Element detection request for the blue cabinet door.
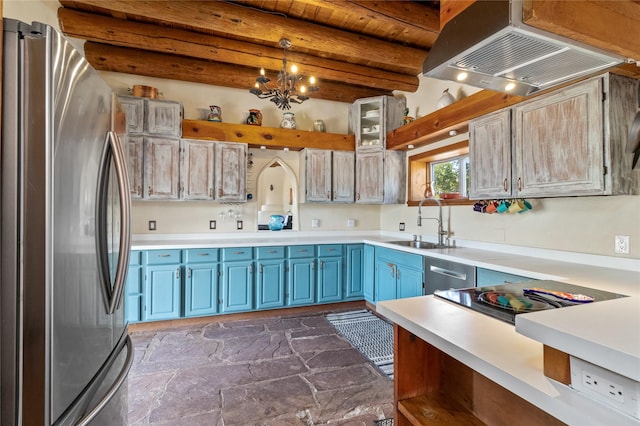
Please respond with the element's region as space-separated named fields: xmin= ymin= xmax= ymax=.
xmin=125 ymin=251 xmax=143 ymax=323
xmin=374 ymin=258 xmax=397 ymax=301
xmin=184 ymin=263 xmax=218 ymax=317
xmin=345 ymin=244 xmax=364 ymax=299
xmin=221 ymin=261 xmax=253 ymax=313
xmin=287 ymin=258 xmax=315 ymax=306
xmin=363 ymin=244 xmax=375 ymax=301
xmin=144 ymin=264 xmax=181 ymax=321
xmin=256 ymin=259 xmax=285 ymax=309
xmin=317 ymin=256 xmax=343 ymax=303
xmin=397 ymin=266 xmax=423 ymax=299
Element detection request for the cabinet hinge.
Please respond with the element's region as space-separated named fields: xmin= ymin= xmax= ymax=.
xmin=603 ymin=165 xmax=608 ymax=176
xmin=602 ymin=91 xmax=607 ymax=102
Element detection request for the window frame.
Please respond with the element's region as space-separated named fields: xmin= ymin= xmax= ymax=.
xmin=407 ymin=141 xmax=473 ymax=207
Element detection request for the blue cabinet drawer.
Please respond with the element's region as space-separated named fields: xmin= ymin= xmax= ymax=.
xmin=318 ymin=244 xmax=343 ymax=257
xmin=185 ymin=248 xmax=219 ymax=263
xmin=256 ymin=246 xmax=285 ymax=259
xmin=376 ymin=247 xmax=423 ymax=270
xmin=222 ymin=247 xmax=253 ymax=262
xmin=477 ymin=268 xmax=533 ymax=287
xmin=145 ymin=249 xmax=181 ymax=265
xmin=287 ymin=245 xmax=315 ymax=258
xmin=129 ymin=250 xmax=142 ymax=266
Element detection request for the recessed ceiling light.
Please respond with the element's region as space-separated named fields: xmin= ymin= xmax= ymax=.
xmin=407 ymin=144 xmax=414 ymax=149
xmin=505 ymin=82 xmax=516 ymax=91
xmin=456 ymin=72 xmax=468 ymax=81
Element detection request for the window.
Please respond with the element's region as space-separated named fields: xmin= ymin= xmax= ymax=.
xmin=431 ymin=154 xmax=470 ymax=197
xmin=407 ymin=141 xmax=471 ymax=205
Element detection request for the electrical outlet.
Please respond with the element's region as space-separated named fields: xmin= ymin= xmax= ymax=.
xmin=236 ymin=220 xmax=243 ymax=230
xmin=148 ymin=220 xmax=156 ymax=231
xmin=311 ymin=218 xmax=319 ymax=228
xmin=570 ymin=356 xmax=640 ymax=419
xmin=209 ymin=220 xmax=216 ymax=230
xmin=346 ymin=218 xmax=355 ymax=228
xmin=615 ymin=235 xmax=630 ymax=254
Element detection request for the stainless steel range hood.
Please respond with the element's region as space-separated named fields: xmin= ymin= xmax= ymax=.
xmin=423 ymin=0 xmax=625 ymax=96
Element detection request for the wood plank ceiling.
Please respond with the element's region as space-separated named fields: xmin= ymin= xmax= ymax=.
xmin=57 ymin=0 xmax=441 ymax=104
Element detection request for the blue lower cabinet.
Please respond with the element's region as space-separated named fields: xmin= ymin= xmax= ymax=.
xmin=375 ymin=258 xmax=398 ymax=301
xmin=345 ymin=244 xmax=364 ymax=300
xmin=317 ymin=256 xmax=343 ymax=303
xmin=144 ymin=264 xmax=181 ymax=321
xmin=363 ymin=244 xmax=375 ymax=302
xmin=125 ymin=251 xmax=143 ymax=323
xmin=256 ymin=259 xmax=286 ymax=309
xmin=397 ymin=266 xmax=423 ymax=299
xmin=287 ymin=257 xmax=315 ymax=306
xmin=221 ymin=261 xmax=254 ymax=313
xmin=477 ymin=268 xmax=533 ymax=287
xmin=184 ymin=263 xmax=219 ymax=317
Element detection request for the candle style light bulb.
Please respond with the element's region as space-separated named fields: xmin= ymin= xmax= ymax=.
xmin=255 ymin=82 xmax=259 ymax=88
xmin=309 ymin=76 xmax=316 ymax=85
xmin=260 ymin=68 xmax=265 ymax=76
xmin=300 ymin=86 xmax=306 ymax=93
xmin=290 ymin=64 xmax=298 ymax=74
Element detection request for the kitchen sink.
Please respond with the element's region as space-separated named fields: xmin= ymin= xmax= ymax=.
xmin=387 ymin=240 xmax=445 ymax=249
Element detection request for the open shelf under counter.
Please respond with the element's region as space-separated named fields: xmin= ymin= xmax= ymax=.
xmin=182 ymin=119 xmax=355 ymax=151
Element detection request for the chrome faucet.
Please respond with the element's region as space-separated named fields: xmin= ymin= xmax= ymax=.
xmin=417 ymin=197 xmax=448 ymax=247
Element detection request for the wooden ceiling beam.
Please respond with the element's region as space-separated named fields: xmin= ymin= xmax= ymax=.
xmin=83 ymin=42 xmax=392 ymax=104
xmin=58 ymin=0 xmax=426 ymax=75
xmin=58 ymin=8 xmax=419 ymax=93
xmin=523 ymin=0 xmax=640 ymax=61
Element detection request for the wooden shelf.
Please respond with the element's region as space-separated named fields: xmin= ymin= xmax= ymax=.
xmin=182 ymin=119 xmax=355 ymax=151
xmin=398 ymin=394 xmax=486 ymax=426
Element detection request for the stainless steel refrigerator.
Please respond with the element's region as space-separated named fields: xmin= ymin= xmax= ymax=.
xmin=1 ymin=19 xmax=133 ymax=425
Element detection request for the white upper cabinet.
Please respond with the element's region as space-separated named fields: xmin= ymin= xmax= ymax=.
xmin=355 ymin=150 xmax=405 ymax=204
xmin=144 ymin=137 xmax=180 ymax=200
xmin=127 ymin=135 xmax=144 ymax=200
xmin=181 ymin=139 xmax=215 ymax=201
xmin=349 ymin=95 xmax=406 ymax=151
xmin=300 ymin=149 xmax=355 ymax=203
xmin=332 ymin=150 xmax=355 ymax=203
xmin=469 ymin=109 xmax=512 ymax=199
xmin=214 ymin=142 xmax=247 ymax=202
xmin=469 ymin=73 xmax=638 ymax=199
xmin=118 ymin=96 xmax=144 ymax=134
xmin=144 ymin=99 xmax=183 ymax=138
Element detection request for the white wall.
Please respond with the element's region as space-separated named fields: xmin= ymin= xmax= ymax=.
xmin=6 ymin=1 xmax=640 ymax=259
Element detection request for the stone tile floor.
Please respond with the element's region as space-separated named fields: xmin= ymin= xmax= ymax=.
xmin=128 ymin=308 xmax=394 ymax=425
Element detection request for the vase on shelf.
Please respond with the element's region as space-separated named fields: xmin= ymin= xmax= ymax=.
xmin=436 ymin=88 xmax=456 ymax=109
xmin=207 ymin=105 xmax=222 ymax=122
xmin=246 ymin=109 xmax=262 ymax=126
xmin=280 ymin=112 xmax=296 ymax=129
xmin=313 ymin=119 xmax=325 ymax=132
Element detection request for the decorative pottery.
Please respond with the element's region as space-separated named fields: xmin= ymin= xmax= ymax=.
xmin=207 ymin=105 xmax=222 ymax=122
xmin=268 ymin=214 xmax=286 ymax=231
xmin=281 ymin=112 xmax=296 ymax=129
xmin=313 ymin=119 xmax=325 ymax=132
xmin=246 ymin=109 xmax=263 ymax=126
xmin=436 ymin=88 xmax=456 ymax=109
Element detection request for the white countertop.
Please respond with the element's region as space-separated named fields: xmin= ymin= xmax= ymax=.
xmin=132 ymin=230 xmax=640 ymax=422
xmin=377 ymin=296 xmax=639 ymax=425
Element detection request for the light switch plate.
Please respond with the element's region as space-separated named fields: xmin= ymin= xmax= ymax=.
xmin=237 ymin=220 xmax=243 ymax=230
xmin=148 ymin=220 xmax=156 ymax=231
xmin=311 ymin=218 xmax=319 ymax=228
xmin=399 ymin=222 xmax=405 ymax=231
xmin=209 ymin=220 xmax=216 ymax=230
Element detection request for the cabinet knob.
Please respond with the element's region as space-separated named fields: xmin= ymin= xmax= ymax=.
xmin=356 ymin=192 xmax=360 ymax=200
xmin=503 ymin=178 xmax=508 ymax=193
xmin=319 ymin=260 xmax=324 ymax=269
xmin=175 ymin=268 xmax=180 ymax=279
xmin=517 ymin=177 xmax=522 ymax=192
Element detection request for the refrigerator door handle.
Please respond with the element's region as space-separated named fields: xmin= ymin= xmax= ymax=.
xmin=108 ymin=131 xmax=132 ymax=314
xmin=75 ymin=335 xmax=133 ymax=426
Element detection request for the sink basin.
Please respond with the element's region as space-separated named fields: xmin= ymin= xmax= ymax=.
xmin=387 ymin=240 xmax=444 ymax=249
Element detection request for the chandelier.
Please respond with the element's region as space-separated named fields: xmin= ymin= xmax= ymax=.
xmin=249 ymin=38 xmax=319 ymax=110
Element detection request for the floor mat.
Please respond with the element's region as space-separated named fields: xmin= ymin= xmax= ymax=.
xmin=374 ymin=418 xmax=394 ymax=426
xmin=326 ymin=309 xmax=394 ymax=378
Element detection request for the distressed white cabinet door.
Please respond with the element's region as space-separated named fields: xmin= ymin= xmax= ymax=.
xmin=144 ymin=137 xmax=180 ymax=200
xmin=514 ymin=78 xmax=604 ymax=197
xmin=355 ymin=151 xmax=384 ymax=203
xmin=304 ymin=149 xmax=332 ymax=202
xmin=118 ymin=96 xmax=145 ymax=134
xmin=127 ymin=135 xmax=144 ymax=199
xmin=181 ymin=139 xmax=215 ymax=200
xmin=350 ymin=95 xmax=406 ymax=151
xmin=214 ymin=142 xmax=247 ymax=202
xmin=469 ymin=108 xmax=512 ymax=199
xmin=332 ymin=150 xmax=355 ymax=202
xmin=382 ymin=150 xmax=406 ymax=204
xmin=144 ymin=99 xmax=183 ymax=138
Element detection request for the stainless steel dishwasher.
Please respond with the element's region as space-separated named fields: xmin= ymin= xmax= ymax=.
xmin=424 ymin=257 xmax=476 ymax=294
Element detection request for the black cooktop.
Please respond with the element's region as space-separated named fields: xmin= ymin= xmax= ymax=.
xmin=434 ymin=280 xmax=626 ymax=325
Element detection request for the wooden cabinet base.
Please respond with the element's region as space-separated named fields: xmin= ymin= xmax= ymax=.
xmin=394 ymin=325 xmax=564 ymax=426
